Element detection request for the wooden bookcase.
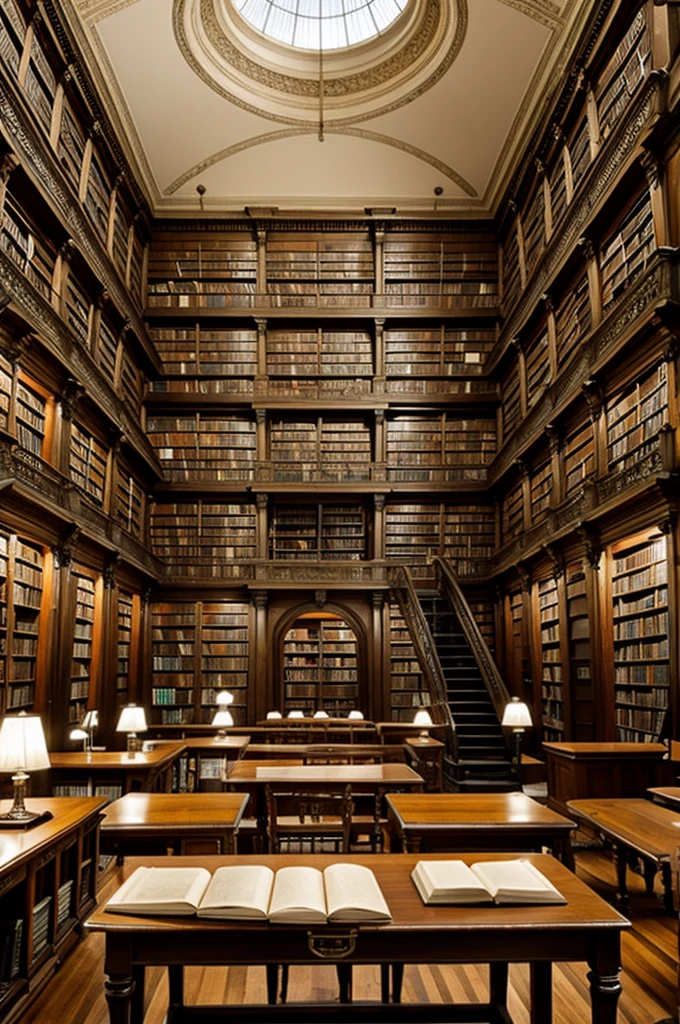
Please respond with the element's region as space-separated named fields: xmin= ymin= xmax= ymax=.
xmin=385 ymin=502 xmax=494 ymax=579
xmin=269 ymin=503 xmax=366 ymax=562
xmin=610 ymin=533 xmax=669 ymax=743
xmin=283 ymin=614 xmax=358 ymax=716
xmin=566 ymin=563 xmax=594 ymax=742
xmin=595 ymin=7 xmax=651 ymax=141
xmin=388 ymin=603 xmax=426 ymax=721
xmin=599 ymin=190 xmax=655 ymax=313
xmin=147 ymin=236 xmax=258 ymax=308
xmin=0 ymin=531 xmax=45 ymax=715
xmin=116 ymin=589 xmax=133 ymax=708
xmin=0 ymin=0 xmax=25 ymax=77
xmin=23 ymin=31 xmax=56 ymax=137
xmin=69 ymin=568 xmax=97 ymax=725
xmin=151 ymin=500 xmax=257 ymax=575
xmin=151 ymin=602 xmax=197 ymax=725
xmin=69 ymin=421 xmax=108 ymax=507
xmin=538 ymin=576 xmax=564 ymax=742
xmin=146 ymin=413 xmax=257 ymax=482
xmin=0 ymin=192 xmax=56 ymax=302
xmin=15 ymin=378 xmax=47 ymax=458
xmin=605 ymin=362 xmax=667 ymax=475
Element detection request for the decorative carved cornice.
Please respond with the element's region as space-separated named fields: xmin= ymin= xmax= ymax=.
xmin=103 ymin=552 xmax=120 ymax=588
xmin=59 ymin=378 xmax=85 ymax=422
xmin=577 ymin=524 xmax=601 ymax=571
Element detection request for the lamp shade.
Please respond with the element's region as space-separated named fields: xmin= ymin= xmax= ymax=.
xmin=81 ymin=710 xmax=99 ymax=730
xmin=313 ymin=710 xmax=329 ymax=719
xmin=347 ymin=710 xmax=364 ymax=720
xmin=116 ymin=705 xmax=148 ymax=734
xmin=215 ymin=691 xmax=234 ymax=706
xmin=501 ymin=697 xmax=532 ymax=729
xmin=413 ymin=709 xmax=433 ymax=728
xmin=212 ymin=709 xmax=234 ymax=728
xmin=69 ymin=728 xmax=88 ymax=742
xmin=266 ymin=711 xmax=282 ymax=720
xmin=0 ymin=714 xmax=50 ymax=772
xmin=287 ymin=710 xmax=305 ymax=719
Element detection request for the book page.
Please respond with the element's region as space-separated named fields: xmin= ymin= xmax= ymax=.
xmin=411 ymin=860 xmax=493 ymax=905
xmin=268 ymin=866 xmax=327 ymax=924
xmin=324 ymin=863 xmax=392 ymax=922
xmin=197 ymin=865 xmax=275 ymax=919
xmin=106 ymin=866 xmax=211 ymax=916
xmin=470 ymin=860 xmax=567 ymax=904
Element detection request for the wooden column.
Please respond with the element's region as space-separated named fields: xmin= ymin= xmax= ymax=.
xmin=546 ymin=423 xmax=562 ymax=508
xmin=579 ymin=527 xmax=610 ymax=742
xmin=256 ymin=493 xmax=269 ymax=561
xmin=255 ymin=317 xmax=267 ymax=390
xmin=373 ymin=227 xmax=384 ymax=297
xmin=252 ymin=591 xmax=268 ymax=720
xmin=579 ymin=235 xmax=602 ymax=331
xmin=374 ymin=317 xmax=385 ymax=393
xmin=100 ymin=558 xmax=118 ymax=736
xmin=47 ymin=536 xmax=77 ymax=749
xmin=371 ymin=591 xmax=385 ymax=720
xmin=582 ymin=378 xmax=606 ymax=478
xmin=513 ymin=339 xmax=528 ymax=420
xmin=256 ymin=228 xmax=267 ymax=294
xmin=641 ymin=151 xmax=669 ymax=248
xmin=544 ymin=293 xmax=557 ymax=383
xmin=373 ymin=493 xmax=385 ymax=561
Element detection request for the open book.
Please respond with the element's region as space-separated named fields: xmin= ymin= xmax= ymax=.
xmin=411 ymin=859 xmax=567 ymax=906
xmin=105 ymin=863 xmax=392 ymax=924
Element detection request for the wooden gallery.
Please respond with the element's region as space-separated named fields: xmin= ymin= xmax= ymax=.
xmin=0 ymin=0 xmax=678 ymax=1021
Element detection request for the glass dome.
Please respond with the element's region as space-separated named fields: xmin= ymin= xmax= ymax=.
xmin=232 ymin=0 xmax=408 ymax=51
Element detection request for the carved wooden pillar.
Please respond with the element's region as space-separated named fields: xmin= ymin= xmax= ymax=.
xmin=545 ymin=423 xmax=562 ymax=508
xmin=373 ymin=226 xmax=384 ymax=297
xmin=252 ymin=591 xmax=268 ymax=720
xmin=516 ymin=458 xmax=531 ymax=534
xmin=48 ymin=532 xmax=79 ymax=747
xmin=256 ymin=228 xmax=267 ymax=294
xmin=105 ymin=427 xmax=122 ymax=518
xmin=641 ymin=150 xmax=669 ymax=248
xmin=137 ymin=585 xmax=153 ymax=714
xmin=374 ymin=317 xmax=385 ymax=392
xmin=582 ymin=377 xmax=606 ymax=478
xmin=544 ymin=292 xmax=557 ymax=383
xmin=514 ymin=215 xmax=527 ymax=292
xmin=255 ymin=409 xmax=267 ymax=477
xmin=579 ymin=235 xmax=602 ymax=331
xmin=648 ymin=0 xmax=676 ymax=68
xmin=579 ymin=527 xmax=610 ymax=741
xmin=255 ymin=317 xmax=267 ymax=391
xmin=518 ymin=565 xmax=534 ymax=712
xmin=661 ymin=337 xmax=679 ymax=472
xmin=586 ymin=81 xmax=600 ymax=160
xmin=659 ymin=515 xmax=679 ymax=740
xmin=16 ymin=14 xmax=34 ymax=87
xmin=91 ymin=289 xmax=107 ymax=368
xmin=79 ymin=133 xmax=94 ymax=205
xmin=256 ymin=493 xmax=269 ymax=561
xmin=100 ymin=555 xmax=119 ymax=735
xmin=373 ymin=493 xmax=385 ymax=561
xmin=56 ymin=378 xmax=83 ymax=479
xmin=513 ymin=339 xmax=527 ymax=420
xmin=540 ymin=160 xmax=552 ymax=242
xmin=371 ymin=590 xmax=385 ymax=720
xmin=374 ymin=409 xmax=385 ymax=480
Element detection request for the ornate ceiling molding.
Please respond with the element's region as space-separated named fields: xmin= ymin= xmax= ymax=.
xmin=174 ymin=0 xmax=468 ymax=125
xmin=496 ymin=0 xmax=564 ymax=30
xmin=165 ymin=125 xmax=477 ymax=197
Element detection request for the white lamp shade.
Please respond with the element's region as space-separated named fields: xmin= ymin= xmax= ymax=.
xmin=81 ymin=710 xmax=99 ymax=730
xmin=215 ymin=691 xmax=234 ymax=706
xmin=313 ymin=710 xmax=329 ymax=719
xmin=69 ymin=728 xmax=88 ymax=741
xmin=501 ymin=697 xmax=533 ymax=729
xmin=288 ymin=710 xmax=305 ymax=719
xmin=0 ymin=714 xmax=50 ymax=772
xmin=212 ymin=709 xmax=234 ymax=728
xmin=413 ymin=709 xmax=433 ymax=728
xmin=116 ymin=705 xmax=148 ymax=734
xmin=266 ymin=711 xmax=283 ymax=720
xmin=347 ymin=710 xmax=364 ymax=720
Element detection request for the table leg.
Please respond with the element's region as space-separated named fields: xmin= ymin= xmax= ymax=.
xmin=131 ymin=966 xmax=145 ymax=1024
xmin=391 ymin=963 xmax=404 ymax=1003
xmin=554 ymin=835 xmax=575 ymax=872
xmin=614 ymin=843 xmax=630 ymax=909
xmin=104 ymin=973 xmax=134 ymax=1024
xmin=529 ymin=962 xmax=551 ymax=1024
xmin=643 ymin=859 xmax=657 ymax=897
xmin=489 ymin=962 xmax=508 ymax=1011
xmin=168 ymin=964 xmax=184 ymax=1012
xmin=587 ymin=945 xmax=623 ymax=1024
xmin=661 ymin=862 xmax=674 ymax=914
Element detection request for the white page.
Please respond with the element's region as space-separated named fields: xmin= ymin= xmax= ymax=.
xmin=106 ymin=866 xmax=211 ymax=915
xmin=412 ymin=860 xmax=492 ymax=903
xmin=324 ymin=862 xmax=391 ymax=921
xmin=268 ymin=866 xmax=327 ymax=924
xmin=470 ymin=860 xmax=566 ymax=903
xmin=197 ymin=865 xmax=274 ymax=919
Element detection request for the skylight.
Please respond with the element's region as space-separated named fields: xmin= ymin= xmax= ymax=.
xmin=232 ymin=0 xmax=408 ymax=51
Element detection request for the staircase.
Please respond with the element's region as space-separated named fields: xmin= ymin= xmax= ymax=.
xmin=418 ymin=592 xmax=515 ymax=791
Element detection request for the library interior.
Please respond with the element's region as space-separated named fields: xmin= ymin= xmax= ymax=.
xmin=0 ymin=0 xmax=679 ymax=1021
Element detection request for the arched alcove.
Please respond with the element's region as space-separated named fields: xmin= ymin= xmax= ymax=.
xmin=281 ymin=610 xmax=361 ymax=717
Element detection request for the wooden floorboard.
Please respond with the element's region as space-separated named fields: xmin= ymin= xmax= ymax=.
xmin=15 ymin=848 xmax=678 ymax=1024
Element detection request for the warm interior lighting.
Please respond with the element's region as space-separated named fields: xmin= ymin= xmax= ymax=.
xmin=215 ymin=690 xmax=234 ymax=707
xmin=116 ymin=704 xmax=148 ymax=756
xmin=0 ymin=713 xmax=51 ymax=828
xmin=212 ymin=707 xmax=234 ymax=738
xmin=347 ymin=710 xmax=364 ymax=720
xmin=413 ymin=708 xmax=433 ymax=738
xmin=266 ymin=710 xmax=283 ymax=720
xmin=501 ymin=697 xmax=533 ymax=790
xmin=313 ymin=710 xmax=329 ymax=719
xmin=288 ymin=710 xmax=305 ymax=719
xmin=69 ymin=727 xmax=88 ymax=752
xmin=80 ymin=709 xmax=99 ymax=751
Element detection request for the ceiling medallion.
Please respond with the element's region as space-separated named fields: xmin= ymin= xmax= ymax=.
xmin=174 ymin=0 xmax=467 ymax=126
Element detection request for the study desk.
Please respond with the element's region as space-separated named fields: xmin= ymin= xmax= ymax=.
xmin=100 ymin=792 xmax=250 ymax=863
xmin=385 ymin=792 xmax=576 ymax=869
xmin=180 ymin=736 xmax=250 ymax=791
xmin=647 ymin=786 xmax=680 ymax=811
xmin=567 ymin=797 xmax=680 ymax=913
xmin=47 ymin=743 xmax=187 ymax=798
xmin=86 ymin=852 xmax=630 ymax=1024
xmin=225 ymin=761 xmax=424 ymax=851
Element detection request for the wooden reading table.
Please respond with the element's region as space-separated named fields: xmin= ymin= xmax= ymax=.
xmin=47 ymin=743 xmax=186 ymax=797
xmin=542 ymin=742 xmax=669 ymax=817
xmin=100 ymin=792 xmax=250 ymax=862
xmin=647 ymin=786 xmax=680 ymax=811
xmin=86 ymin=852 xmax=629 ymax=1024
xmin=567 ymin=797 xmax=680 ymax=913
xmin=385 ymin=792 xmax=576 ymax=869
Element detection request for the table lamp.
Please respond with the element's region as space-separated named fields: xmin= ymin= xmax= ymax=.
xmin=81 ymin=709 xmax=99 ymax=751
xmin=116 ymin=704 xmax=148 ymax=756
xmin=348 ymin=710 xmax=364 ymax=720
xmin=501 ymin=697 xmax=533 ymax=788
xmin=313 ymin=710 xmax=329 ymax=719
xmin=412 ymin=708 xmax=433 ymax=739
xmin=212 ymin=707 xmax=234 ymax=739
xmin=0 ymin=712 xmax=51 ymax=828
xmin=287 ymin=710 xmax=304 ymax=719
xmin=69 ymin=727 xmax=89 ymax=752
xmin=215 ymin=690 xmax=233 ymax=708
xmin=266 ymin=710 xmax=282 ymax=720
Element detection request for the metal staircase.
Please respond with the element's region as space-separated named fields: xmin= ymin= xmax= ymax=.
xmin=391 ymin=559 xmax=516 ymax=791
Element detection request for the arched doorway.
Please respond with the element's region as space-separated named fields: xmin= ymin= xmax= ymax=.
xmin=282 ymin=611 xmax=359 ymax=717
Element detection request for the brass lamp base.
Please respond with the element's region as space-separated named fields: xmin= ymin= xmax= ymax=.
xmin=0 ymin=772 xmax=52 ymax=829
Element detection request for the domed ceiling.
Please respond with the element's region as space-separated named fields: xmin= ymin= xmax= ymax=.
xmin=62 ymin=0 xmax=588 ymax=215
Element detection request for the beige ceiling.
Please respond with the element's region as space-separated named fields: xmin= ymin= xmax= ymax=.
xmin=63 ymin=0 xmax=590 ymax=216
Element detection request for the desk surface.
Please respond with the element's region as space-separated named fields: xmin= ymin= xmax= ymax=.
xmin=228 ymin=761 xmax=423 ymax=785
xmin=49 ymin=742 xmax=186 ymax=770
xmin=543 ymin=742 xmax=668 ymax=759
xmin=567 ymin=798 xmax=680 ymax=858
xmin=647 ymin=786 xmax=680 ymax=809
xmin=386 ymin=791 xmax=575 ymax=829
xmin=182 ymin=736 xmax=251 ymax=752
xmin=101 ymin=792 xmax=249 ymax=831
xmin=0 ymin=796 xmax=107 ymax=875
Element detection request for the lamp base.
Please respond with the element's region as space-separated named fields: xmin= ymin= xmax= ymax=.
xmin=0 ymin=809 xmax=53 ymax=830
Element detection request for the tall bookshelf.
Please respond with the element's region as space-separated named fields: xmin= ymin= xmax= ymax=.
xmin=538 ymin=576 xmax=564 ymax=741
xmin=69 ymin=569 xmax=96 ymax=725
xmin=146 ymin=414 xmax=256 ymax=482
xmin=610 ymin=533 xmax=669 ymax=743
xmin=15 ymin=380 xmax=47 ymax=457
xmin=151 ymin=602 xmax=197 ymax=725
xmin=566 ymin=563 xmax=593 ymax=741
xmin=269 ymin=503 xmax=366 ymax=561
xmin=388 ymin=603 xmax=426 ymax=721
xmin=199 ymin=602 xmax=249 ymax=724
xmin=605 ymin=363 xmax=667 ymax=475
xmin=116 ymin=590 xmax=133 ymax=708
xmin=283 ymin=615 xmax=358 ymax=716
xmin=70 ymin=423 xmax=107 ymax=506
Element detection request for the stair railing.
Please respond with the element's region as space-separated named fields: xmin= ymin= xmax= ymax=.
xmin=433 ymin=556 xmax=512 ymax=727
xmin=390 ymin=565 xmax=459 ymax=764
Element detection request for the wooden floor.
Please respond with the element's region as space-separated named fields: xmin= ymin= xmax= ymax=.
xmin=18 ymin=847 xmax=679 ymax=1024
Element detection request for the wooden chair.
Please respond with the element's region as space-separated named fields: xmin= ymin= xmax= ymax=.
xmin=264 ymin=784 xmax=353 ymax=853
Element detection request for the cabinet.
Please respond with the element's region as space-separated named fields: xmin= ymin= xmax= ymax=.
xmin=0 ymin=796 xmax=105 ymax=1024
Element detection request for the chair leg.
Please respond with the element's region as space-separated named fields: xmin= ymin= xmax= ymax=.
xmin=280 ymin=964 xmax=289 ymax=1003
xmin=336 ymin=964 xmax=352 ymax=1003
